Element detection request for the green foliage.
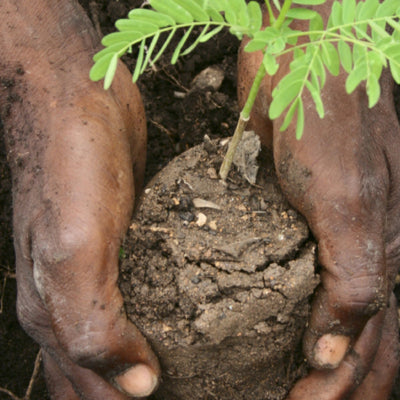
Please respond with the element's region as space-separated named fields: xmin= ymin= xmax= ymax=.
xmin=90 ymin=0 xmax=400 ymax=139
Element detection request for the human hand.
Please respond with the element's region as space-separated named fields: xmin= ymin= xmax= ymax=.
xmin=237 ymin=3 xmax=400 ymax=398
xmin=1 ymin=1 xmax=159 ymax=398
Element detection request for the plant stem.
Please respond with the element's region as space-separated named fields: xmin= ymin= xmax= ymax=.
xmin=273 ymin=0 xmax=293 ymax=29
xmin=219 ymin=62 xmax=267 ymax=180
xmin=219 ymin=0 xmax=294 ymax=181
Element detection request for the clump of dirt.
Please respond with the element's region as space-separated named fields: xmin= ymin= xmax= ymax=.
xmin=119 ymin=139 xmax=320 ymax=400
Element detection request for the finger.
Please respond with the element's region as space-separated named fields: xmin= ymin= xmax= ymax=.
xmin=43 ymin=347 xmax=138 ymax=400
xmin=349 ymin=293 xmax=400 ymax=400
xmin=287 ymin=300 xmax=386 ymax=399
xmin=16 ymin=254 xmax=160 ymax=398
xmin=42 ymin=350 xmax=82 ymax=400
xmin=273 ymin=71 xmax=391 ymax=369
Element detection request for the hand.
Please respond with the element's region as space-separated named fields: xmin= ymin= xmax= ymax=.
xmin=1 ymin=1 xmax=159 ymax=398
xmin=238 ymin=3 xmax=400 ymax=399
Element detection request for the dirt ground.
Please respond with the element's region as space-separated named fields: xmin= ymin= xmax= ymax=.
xmin=0 ymin=1 xmax=400 ymax=399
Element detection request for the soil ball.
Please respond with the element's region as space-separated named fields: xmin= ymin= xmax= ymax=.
xmin=119 ymin=139 xmax=319 ymax=400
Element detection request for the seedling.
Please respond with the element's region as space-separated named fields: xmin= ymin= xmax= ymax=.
xmin=90 ymin=0 xmax=400 ymax=179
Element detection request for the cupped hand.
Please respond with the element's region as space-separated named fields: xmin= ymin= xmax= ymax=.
xmin=238 ymin=4 xmax=400 ymax=399
xmin=1 ymin=0 xmax=159 ymax=398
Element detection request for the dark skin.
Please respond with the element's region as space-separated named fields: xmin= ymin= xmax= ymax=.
xmin=1 ymin=0 xmax=399 ymax=399
xmin=238 ymin=2 xmax=400 ymax=399
xmin=1 ymin=0 xmax=159 ymax=398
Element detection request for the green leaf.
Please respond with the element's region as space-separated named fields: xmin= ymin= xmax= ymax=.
xmin=271 ymin=0 xmax=281 ymax=11
xmin=149 ymin=0 xmax=194 ymax=23
xmin=321 ymin=41 xmax=340 ymax=76
xmin=102 ymin=31 xmax=143 ymax=46
xmin=309 ymin=13 xmax=324 ymax=40
xmin=204 ymin=4 xmax=224 ymax=22
xmin=103 ymin=53 xmax=118 ymax=89
xmin=367 ymin=51 xmax=384 ymax=77
xmin=366 ymin=74 xmax=381 ymax=108
xmin=141 ymin=31 xmax=160 ymax=73
xmin=387 ymin=18 xmax=400 ymax=34
xmin=128 ymin=9 xmax=175 ymax=27
xmin=376 ymin=0 xmax=398 ymax=17
xmin=338 ymin=40 xmax=352 ymax=73
xmin=93 ymin=41 xmax=130 ymax=61
xmin=232 ymin=0 xmax=250 ymax=27
xmin=328 ymin=1 xmax=342 ymax=28
xmin=269 ymin=79 xmax=304 ymax=119
xmin=180 ymin=23 xmax=218 ymax=55
xmin=305 ymin=80 xmax=324 ymax=118
xmin=342 ymin=0 xmax=356 ymax=25
xmin=345 ymin=61 xmax=367 ymax=93
xmin=151 ymin=27 xmax=177 ymax=65
xmin=296 ymin=99 xmax=305 ymax=139
xmin=355 ymin=0 xmax=379 ymax=39
xmin=132 ymin=40 xmax=146 ymax=83
xmin=370 ymin=20 xmax=390 ymax=42
xmin=90 ymin=53 xmax=115 ymax=81
xmin=286 ymin=8 xmax=317 ymax=20
xmin=263 ymin=53 xmax=279 ymax=75
xmin=174 ymin=0 xmax=210 ymax=21
xmin=244 ymin=38 xmax=267 ymax=52
xmin=280 ymin=98 xmax=300 ymax=131
xmin=220 ymin=0 xmax=238 ymax=25
xmin=198 ymin=25 xmax=225 ymax=42
xmin=247 ymin=1 xmax=263 ymax=33
xmin=292 ymin=0 xmax=327 ymax=5
xmin=382 ymin=43 xmax=400 ymax=63
xmin=115 ymin=19 xmax=159 ymax=34
xmin=171 ymin=26 xmax=194 ymax=63
xmin=357 ymin=0 xmax=379 ymax=21
xmin=389 ymin=59 xmax=400 ymax=83
xmin=313 ymin=52 xmax=326 ymax=87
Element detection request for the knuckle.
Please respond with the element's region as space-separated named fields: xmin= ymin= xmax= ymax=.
xmin=333 ymin=277 xmax=387 ymax=318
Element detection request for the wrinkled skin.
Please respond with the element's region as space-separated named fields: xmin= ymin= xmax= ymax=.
xmin=1 ymin=1 xmax=160 ymax=399
xmin=238 ymin=2 xmax=400 ymax=399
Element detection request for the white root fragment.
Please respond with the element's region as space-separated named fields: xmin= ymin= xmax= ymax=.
xmin=193 ymin=198 xmax=221 ymax=210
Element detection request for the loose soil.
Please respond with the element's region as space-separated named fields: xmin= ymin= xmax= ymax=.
xmin=0 ymin=1 xmax=399 ymax=399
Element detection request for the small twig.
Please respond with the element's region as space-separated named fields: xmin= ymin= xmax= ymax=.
xmin=149 ymin=119 xmax=176 ymax=143
xmin=161 ymin=67 xmax=189 ymax=93
xmin=0 ymin=349 xmax=42 ymax=400
xmin=0 ymin=387 xmax=20 ymax=400
xmin=0 ymin=266 xmax=16 ymax=315
xmin=24 ymin=349 xmax=43 ymax=400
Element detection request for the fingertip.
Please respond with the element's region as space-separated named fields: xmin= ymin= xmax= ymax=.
xmin=312 ymin=333 xmax=351 ymax=368
xmin=114 ymin=364 xmax=158 ymax=398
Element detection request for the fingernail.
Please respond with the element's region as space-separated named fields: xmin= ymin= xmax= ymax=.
xmin=313 ymin=334 xmax=350 ymax=368
xmin=114 ymin=364 xmax=158 ymax=397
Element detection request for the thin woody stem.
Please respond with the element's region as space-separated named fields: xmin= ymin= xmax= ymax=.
xmin=219 ymin=62 xmax=267 ymax=180
xmin=219 ymin=0 xmax=294 ymax=180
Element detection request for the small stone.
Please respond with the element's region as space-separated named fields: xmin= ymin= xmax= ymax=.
xmin=196 ymin=213 xmax=207 ymax=227
xmin=208 ymin=220 xmax=217 ymax=230
xmin=207 ymin=167 xmax=218 ymax=179
xmin=191 ymin=66 xmax=225 ymax=91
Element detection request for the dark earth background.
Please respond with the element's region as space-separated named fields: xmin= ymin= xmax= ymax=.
xmin=0 ymin=1 xmax=399 ymax=399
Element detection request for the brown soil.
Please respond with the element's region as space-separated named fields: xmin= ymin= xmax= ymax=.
xmin=0 ymin=1 xmax=400 ymax=399
xmin=120 ymin=139 xmax=319 ymax=399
